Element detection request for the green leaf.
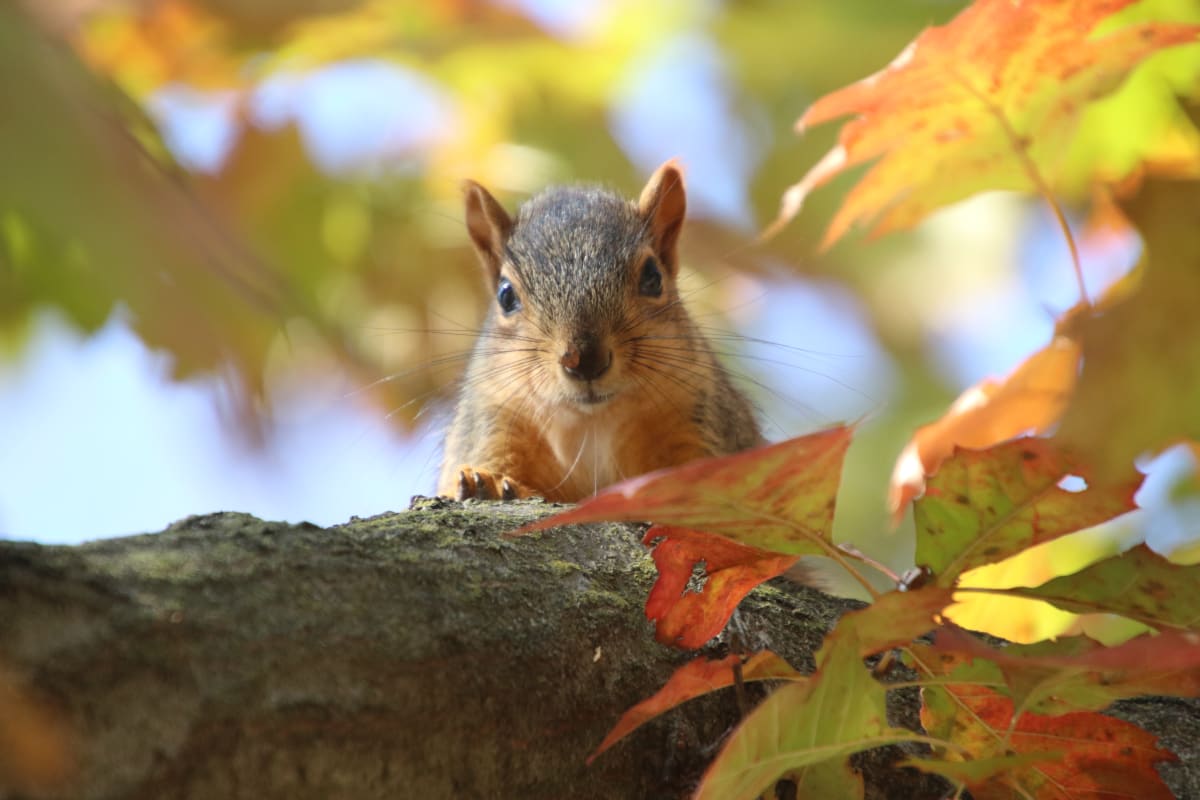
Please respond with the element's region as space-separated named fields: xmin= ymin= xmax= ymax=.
xmin=903 ymin=753 xmax=1059 ymax=786
xmin=995 ymin=544 xmax=1200 ymax=631
xmin=695 ymin=625 xmax=920 ymax=800
xmin=787 ymin=759 xmax=864 ymax=800
xmin=913 ymin=438 xmax=1142 ymax=585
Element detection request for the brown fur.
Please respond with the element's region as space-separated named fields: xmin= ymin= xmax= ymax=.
xmin=439 ymin=161 xmax=764 ymax=502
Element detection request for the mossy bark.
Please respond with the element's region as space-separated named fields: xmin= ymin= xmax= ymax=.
xmin=0 ymin=501 xmax=1196 ymax=799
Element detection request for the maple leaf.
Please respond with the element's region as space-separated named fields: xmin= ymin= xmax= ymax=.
xmin=587 ymin=651 xmax=804 ymax=764
xmin=980 ymin=543 xmax=1200 ymax=632
xmin=641 ymin=526 xmax=801 ymax=648
xmin=819 ymin=585 xmax=955 ymax=660
xmin=917 ymin=679 xmax=1176 ymax=799
xmin=913 ymin=437 xmax=1142 ymax=585
xmin=1057 ymin=176 xmax=1200 ymax=477
xmin=518 ymin=426 xmax=852 ymax=556
xmin=767 ymin=0 xmax=1200 ymax=245
xmin=694 ymin=625 xmax=922 ymax=800
xmin=934 ymin=626 xmax=1200 ymax=716
xmin=889 ymin=337 xmax=1081 ymax=525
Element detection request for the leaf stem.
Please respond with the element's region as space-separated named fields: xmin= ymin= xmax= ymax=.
xmin=948 ymin=67 xmax=1090 ymax=306
xmin=727 ymin=502 xmax=885 ymax=598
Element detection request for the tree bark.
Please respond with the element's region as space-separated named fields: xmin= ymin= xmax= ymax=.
xmin=0 ymin=501 xmax=1196 ymax=799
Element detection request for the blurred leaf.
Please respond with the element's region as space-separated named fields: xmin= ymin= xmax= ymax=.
xmin=0 ymin=5 xmax=299 ymax=400
xmin=1058 ymin=176 xmax=1200 ymax=476
xmin=947 ymin=531 xmax=1120 ymax=645
xmin=1062 ymin=0 xmax=1200 ymax=193
xmin=986 ymin=543 xmax=1200 ymax=631
xmin=768 ymin=0 xmax=1200 ymax=245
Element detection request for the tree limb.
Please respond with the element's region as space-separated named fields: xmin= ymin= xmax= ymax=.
xmin=0 ymin=501 xmax=1195 ymax=799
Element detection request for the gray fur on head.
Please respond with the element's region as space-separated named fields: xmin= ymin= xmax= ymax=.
xmin=505 ymin=186 xmax=650 ymax=332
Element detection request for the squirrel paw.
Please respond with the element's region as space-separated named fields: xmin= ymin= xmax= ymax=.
xmin=455 ymin=468 xmax=534 ymax=501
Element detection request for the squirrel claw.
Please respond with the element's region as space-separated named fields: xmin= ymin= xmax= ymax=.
xmin=455 ymin=467 xmax=530 ymax=501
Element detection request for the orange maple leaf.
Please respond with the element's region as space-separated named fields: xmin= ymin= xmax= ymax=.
xmin=587 ymin=651 xmax=804 ymax=764
xmin=767 ymin=0 xmax=1200 ymax=246
xmin=918 ymin=683 xmax=1177 ymax=799
xmin=642 ymin=526 xmax=800 ymax=649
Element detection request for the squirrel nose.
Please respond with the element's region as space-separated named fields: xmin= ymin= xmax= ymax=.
xmin=561 ymin=339 xmax=611 ymax=382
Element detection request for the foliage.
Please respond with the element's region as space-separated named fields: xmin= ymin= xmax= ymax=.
xmin=765 ymin=0 xmax=1200 ymax=246
xmin=517 ymin=0 xmax=1200 ymax=796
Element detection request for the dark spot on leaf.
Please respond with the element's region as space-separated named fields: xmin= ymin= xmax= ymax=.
xmin=1021 ymin=450 xmax=1037 ymax=461
xmin=956 ymin=494 xmax=969 ymax=505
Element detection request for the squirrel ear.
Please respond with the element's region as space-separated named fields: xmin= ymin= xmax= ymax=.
xmin=463 ymin=180 xmax=514 ymax=286
xmin=638 ymin=160 xmax=687 ymax=276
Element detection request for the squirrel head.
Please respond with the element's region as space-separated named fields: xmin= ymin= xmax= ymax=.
xmin=462 ymin=160 xmax=696 ymax=413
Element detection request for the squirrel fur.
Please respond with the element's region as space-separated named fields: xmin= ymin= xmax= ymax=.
xmin=438 ymin=161 xmax=764 ymax=502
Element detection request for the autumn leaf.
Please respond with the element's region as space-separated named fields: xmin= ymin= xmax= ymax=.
xmin=76 ymin=0 xmax=244 ymax=96
xmin=0 ymin=6 xmax=324 ymax=423
xmin=888 ymin=337 xmax=1081 ymax=525
xmin=587 ymin=651 xmax=804 ymax=764
xmin=903 ymin=752 xmax=1060 ymax=789
xmin=913 ymin=438 xmax=1142 ymax=585
xmin=695 ymin=624 xmax=921 ymax=800
xmin=767 ymin=0 xmax=1200 ymax=245
xmin=1057 ymin=176 xmax=1200 ymax=477
xmin=641 ymin=526 xmax=801 ymax=649
xmin=518 ymin=426 xmax=852 ymax=556
xmin=918 ymin=681 xmax=1176 ymax=799
xmin=819 ymin=585 xmax=955 ymax=660
xmin=979 ymin=543 xmax=1200 ymax=631
xmin=934 ymin=625 xmax=1200 ymax=716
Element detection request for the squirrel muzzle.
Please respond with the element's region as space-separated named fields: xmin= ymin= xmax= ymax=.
xmin=560 ymin=336 xmax=612 ymax=383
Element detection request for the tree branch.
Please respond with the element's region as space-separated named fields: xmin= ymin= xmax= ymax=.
xmin=1 ymin=502 xmax=1196 ymax=799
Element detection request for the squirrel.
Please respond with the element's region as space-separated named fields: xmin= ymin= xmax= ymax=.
xmin=438 ymin=160 xmax=764 ymax=503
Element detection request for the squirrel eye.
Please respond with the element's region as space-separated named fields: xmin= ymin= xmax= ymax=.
xmin=638 ymin=257 xmax=663 ymax=298
xmin=497 ymin=278 xmax=521 ymax=314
